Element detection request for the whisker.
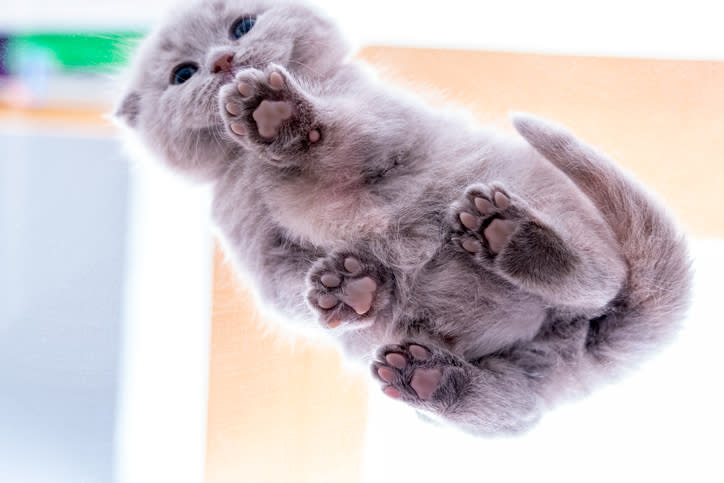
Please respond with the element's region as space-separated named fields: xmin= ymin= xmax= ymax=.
xmin=287 ymin=59 xmax=323 ymax=77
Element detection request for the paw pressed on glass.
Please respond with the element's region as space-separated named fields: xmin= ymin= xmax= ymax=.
xmin=219 ymin=64 xmax=320 ymax=153
xmin=306 ymin=251 xmax=391 ymax=330
xmin=451 ymin=183 xmax=527 ymax=258
xmin=372 ymin=342 xmax=467 ymax=408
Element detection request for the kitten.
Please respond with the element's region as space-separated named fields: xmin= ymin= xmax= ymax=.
xmin=116 ymin=0 xmax=692 ymax=436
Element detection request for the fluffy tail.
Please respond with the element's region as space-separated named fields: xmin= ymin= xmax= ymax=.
xmin=512 ymin=113 xmax=693 ymax=371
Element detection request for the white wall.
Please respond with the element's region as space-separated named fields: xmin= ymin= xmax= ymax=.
xmin=0 ymin=128 xmax=128 ymax=483
xmin=1 ymin=0 xmax=723 ymax=59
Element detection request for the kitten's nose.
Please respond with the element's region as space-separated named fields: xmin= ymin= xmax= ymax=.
xmin=212 ymin=54 xmax=234 ymax=73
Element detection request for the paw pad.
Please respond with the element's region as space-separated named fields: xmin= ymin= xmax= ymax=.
xmin=253 ymin=100 xmax=293 ymax=138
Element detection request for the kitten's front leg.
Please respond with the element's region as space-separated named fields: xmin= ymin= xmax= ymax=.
xmin=219 ymin=64 xmax=321 ymax=163
xmin=306 ymin=249 xmax=394 ymax=330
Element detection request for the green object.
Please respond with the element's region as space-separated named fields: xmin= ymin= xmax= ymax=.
xmin=7 ymin=32 xmax=145 ymax=73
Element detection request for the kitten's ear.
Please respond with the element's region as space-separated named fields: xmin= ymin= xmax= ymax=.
xmin=114 ymin=91 xmax=142 ymax=127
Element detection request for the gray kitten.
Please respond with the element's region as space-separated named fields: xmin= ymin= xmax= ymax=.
xmin=116 ymin=0 xmax=692 ymax=436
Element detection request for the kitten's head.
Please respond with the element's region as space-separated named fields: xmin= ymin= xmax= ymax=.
xmin=115 ymin=0 xmax=349 ymax=180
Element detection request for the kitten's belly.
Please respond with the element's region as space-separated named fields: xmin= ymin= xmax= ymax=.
xmin=267 ymin=184 xmax=390 ymax=246
xmin=407 ymin=257 xmax=548 ymax=360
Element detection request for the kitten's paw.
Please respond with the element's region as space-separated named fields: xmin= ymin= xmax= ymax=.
xmin=219 ymin=64 xmax=320 ymax=158
xmin=306 ymin=251 xmax=392 ymax=330
xmin=450 ymin=183 xmax=528 ymax=259
xmin=451 ymin=183 xmax=577 ymax=285
xmin=372 ymin=342 xmax=468 ymax=410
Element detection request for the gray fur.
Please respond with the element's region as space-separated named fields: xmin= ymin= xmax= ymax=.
xmin=116 ymin=0 xmax=692 ymax=436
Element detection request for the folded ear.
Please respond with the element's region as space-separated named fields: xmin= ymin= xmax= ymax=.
xmin=114 ymin=91 xmax=142 ymax=127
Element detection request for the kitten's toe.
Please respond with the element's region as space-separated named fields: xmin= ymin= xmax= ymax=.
xmin=306 ymin=251 xmax=391 ymax=330
xmin=229 ymin=122 xmax=246 ymax=136
xmin=268 ymin=71 xmax=284 ymax=90
xmin=237 ymin=80 xmax=254 ymax=98
xmin=225 ymin=101 xmax=242 ymax=116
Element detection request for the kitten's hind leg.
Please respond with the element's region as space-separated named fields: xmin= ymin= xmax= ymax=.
xmin=219 ymin=64 xmax=321 ymax=163
xmin=451 ymin=183 xmax=577 ymax=281
xmin=372 ymin=342 xmax=463 ymax=404
xmin=371 ymin=340 xmax=546 ymax=435
xmin=372 ymin=319 xmax=591 ymax=435
xmin=306 ymin=249 xmax=394 ymax=330
xmin=450 ymin=183 xmax=625 ymax=310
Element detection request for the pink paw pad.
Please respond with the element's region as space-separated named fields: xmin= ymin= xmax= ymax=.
xmin=484 ymin=219 xmax=516 ymax=254
xmin=383 ymin=386 xmax=401 ymax=399
xmin=459 ymin=212 xmax=479 ymax=231
xmin=408 ymin=344 xmax=430 ymax=361
xmin=317 ymin=294 xmax=338 ymax=310
xmin=225 ymin=102 xmax=242 ymax=116
xmin=341 ymin=277 xmax=377 ymax=315
xmin=494 ymin=191 xmax=510 ymax=209
xmin=320 ymin=273 xmax=341 ymax=288
xmin=253 ymin=100 xmax=293 ymax=138
xmin=385 ymin=353 xmax=408 ymax=369
xmin=410 ymin=368 xmax=442 ymax=401
xmin=230 ymin=122 xmax=246 ymax=136
xmin=377 ymin=366 xmax=396 ymax=383
xmin=462 ymin=239 xmax=482 ymax=254
xmin=474 ymin=197 xmax=492 ymax=214
xmin=237 ymin=82 xmax=253 ymax=98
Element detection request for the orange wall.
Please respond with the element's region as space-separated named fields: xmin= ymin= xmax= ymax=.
xmin=205 ymin=48 xmax=724 ymax=483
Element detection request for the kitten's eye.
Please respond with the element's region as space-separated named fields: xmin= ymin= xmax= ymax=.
xmin=231 ymin=17 xmax=255 ymax=39
xmin=171 ymin=63 xmax=198 ymax=85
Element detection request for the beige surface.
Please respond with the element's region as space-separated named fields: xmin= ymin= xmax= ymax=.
xmin=205 ymin=249 xmax=368 ymax=483
xmin=204 ymin=48 xmax=724 ymax=483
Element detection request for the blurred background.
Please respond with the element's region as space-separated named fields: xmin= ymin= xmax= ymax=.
xmin=1 ymin=1 xmax=723 ymax=482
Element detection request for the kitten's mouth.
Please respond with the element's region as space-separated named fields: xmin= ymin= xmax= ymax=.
xmin=220 ymin=70 xmax=237 ymax=85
